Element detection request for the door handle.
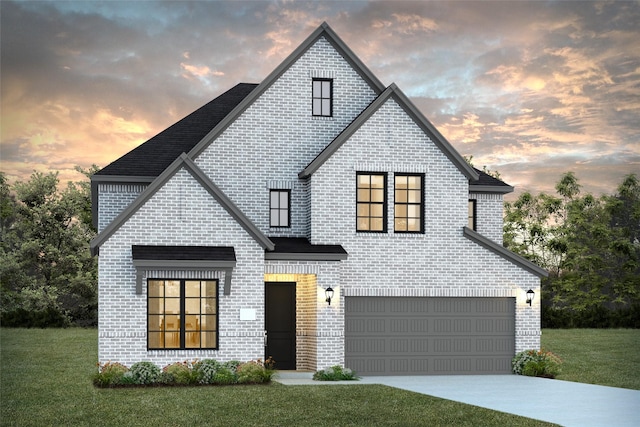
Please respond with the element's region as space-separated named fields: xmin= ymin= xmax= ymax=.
xmin=264 ymin=330 xmax=268 ymax=347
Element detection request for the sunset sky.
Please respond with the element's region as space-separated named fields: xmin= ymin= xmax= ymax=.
xmin=1 ymin=0 xmax=639 ymax=200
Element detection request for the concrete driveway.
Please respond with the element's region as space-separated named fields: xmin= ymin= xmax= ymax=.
xmin=358 ymin=375 xmax=640 ymax=427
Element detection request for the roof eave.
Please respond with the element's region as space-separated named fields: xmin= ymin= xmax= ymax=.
xmin=189 ymin=22 xmax=386 ymax=161
xmin=469 ymin=185 xmax=514 ymax=194
xmin=463 ymin=226 xmax=548 ymax=278
xmin=90 ymin=153 xmax=275 ymax=256
xmin=265 ymin=252 xmax=348 ymax=261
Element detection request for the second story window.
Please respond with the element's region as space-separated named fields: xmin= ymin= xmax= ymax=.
xmin=357 ymin=173 xmax=387 ymax=232
xmin=312 ymin=78 xmax=332 ymax=117
xmin=394 ymin=174 xmax=424 ymax=233
xmin=468 ymin=199 xmax=476 ymax=230
xmin=270 ymin=190 xmax=290 ymax=227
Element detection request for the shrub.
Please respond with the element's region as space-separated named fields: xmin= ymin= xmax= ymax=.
xmin=163 ymin=361 xmax=198 ymax=385
xmin=194 ymin=359 xmax=223 ymax=384
xmin=212 ymin=367 xmax=238 ymax=385
xmin=129 ymin=361 xmax=161 ymax=385
xmin=92 ymin=362 xmax=129 ymax=387
xmin=237 ymin=360 xmax=274 ymax=384
xmin=313 ymin=365 xmax=359 ymax=381
xmin=512 ymin=349 xmax=562 ymax=378
xmin=92 ymin=358 xmax=272 ymax=387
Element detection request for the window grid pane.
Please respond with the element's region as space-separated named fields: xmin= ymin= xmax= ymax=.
xmin=270 ymin=190 xmax=290 ymax=227
xmin=148 ymin=279 xmax=218 ymax=350
xmin=356 ymin=173 xmax=386 ymax=232
xmin=312 ymin=78 xmax=332 ymax=117
xmin=394 ymin=174 xmax=424 ymax=233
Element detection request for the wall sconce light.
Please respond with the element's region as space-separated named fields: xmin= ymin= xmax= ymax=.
xmin=325 ymin=287 xmax=334 ymax=306
xmin=526 ymin=289 xmax=535 ymax=306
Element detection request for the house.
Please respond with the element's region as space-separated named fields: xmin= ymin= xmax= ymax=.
xmin=90 ymin=22 xmax=547 ymax=375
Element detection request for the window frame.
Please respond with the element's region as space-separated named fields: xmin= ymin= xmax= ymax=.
xmin=147 ymin=278 xmax=219 ymax=350
xmin=394 ymin=173 xmax=425 ymax=234
xmin=468 ymin=199 xmax=477 ymax=231
xmin=269 ymin=189 xmax=291 ymax=228
xmin=312 ymin=78 xmax=333 ymax=117
xmin=356 ymin=172 xmax=388 ymax=233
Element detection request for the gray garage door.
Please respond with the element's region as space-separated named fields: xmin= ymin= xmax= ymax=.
xmin=345 ymin=297 xmax=515 ymax=375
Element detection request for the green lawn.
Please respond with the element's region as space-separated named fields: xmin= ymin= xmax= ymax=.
xmin=0 ymin=328 xmax=553 ymax=427
xmin=541 ymin=328 xmax=640 ymax=390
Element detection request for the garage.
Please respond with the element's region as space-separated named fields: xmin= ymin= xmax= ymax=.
xmin=345 ymin=297 xmax=515 ymax=375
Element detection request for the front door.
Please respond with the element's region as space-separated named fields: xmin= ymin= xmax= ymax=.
xmin=265 ymin=282 xmax=296 ymax=370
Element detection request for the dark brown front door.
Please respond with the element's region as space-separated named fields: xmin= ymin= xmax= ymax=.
xmin=265 ymin=282 xmax=296 ymax=370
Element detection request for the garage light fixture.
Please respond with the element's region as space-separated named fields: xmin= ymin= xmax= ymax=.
xmin=526 ymin=289 xmax=535 ymax=306
xmin=325 ymin=287 xmax=334 ymax=306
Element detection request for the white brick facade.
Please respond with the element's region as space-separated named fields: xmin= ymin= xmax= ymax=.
xmin=94 ymin=24 xmax=542 ymax=371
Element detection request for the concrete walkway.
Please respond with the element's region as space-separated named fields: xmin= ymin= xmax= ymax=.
xmin=274 ymin=373 xmax=640 ymax=427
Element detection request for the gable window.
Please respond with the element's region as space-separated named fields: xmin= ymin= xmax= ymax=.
xmin=468 ymin=199 xmax=477 ymax=230
xmin=394 ymin=174 xmax=424 ymax=233
xmin=312 ymin=78 xmax=332 ymax=117
xmin=357 ymin=172 xmax=387 ymax=232
xmin=270 ymin=190 xmax=290 ymax=227
xmin=148 ymin=279 xmax=218 ymax=350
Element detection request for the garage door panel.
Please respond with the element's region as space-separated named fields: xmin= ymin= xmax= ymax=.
xmin=345 ymin=297 xmax=515 ymax=375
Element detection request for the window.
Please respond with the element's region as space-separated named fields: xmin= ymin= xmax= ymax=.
xmin=468 ymin=200 xmax=476 ymax=230
xmin=270 ymin=190 xmax=290 ymax=227
xmin=394 ymin=174 xmax=424 ymax=233
xmin=312 ymin=78 xmax=332 ymax=117
xmin=357 ymin=173 xmax=387 ymax=232
xmin=148 ymin=279 xmax=218 ymax=350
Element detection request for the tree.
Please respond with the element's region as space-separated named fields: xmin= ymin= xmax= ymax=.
xmin=504 ymin=172 xmax=640 ymax=327
xmin=0 ymin=168 xmax=99 ymax=327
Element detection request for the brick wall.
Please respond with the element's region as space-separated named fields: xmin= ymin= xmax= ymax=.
xmin=309 ymin=97 xmax=541 ymax=354
xmin=98 ymin=168 xmax=267 ymax=367
xmin=470 ymin=192 xmax=505 ymax=244
xmin=194 ymin=36 xmax=378 ymax=238
xmin=98 ymin=184 xmax=146 ymax=232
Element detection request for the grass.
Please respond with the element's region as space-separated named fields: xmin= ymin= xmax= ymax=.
xmin=0 ymin=328 xmax=554 ymax=427
xmin=541 ymin=328 xmax=640 ymax=390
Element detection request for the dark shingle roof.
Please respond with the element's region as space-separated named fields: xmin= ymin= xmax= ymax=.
xmin=470 ymin=168 xmax=513 ymax=192
xmin=132 ymin=245 xmax=236 ymax=261
xmin=96 ymin=83 xmax=258 ymax=177
xmin=268 ymin=237 xmax=347 ymax=255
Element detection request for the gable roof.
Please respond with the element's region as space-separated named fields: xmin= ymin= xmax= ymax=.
xmin=187 ymin=22 xmax=386 ymax=160
xmin=94 ymin=83 xmax=258 ymax=178
xmin=90 ymin=153 xmax=274 ymax=256
xmin=299 ymin=84 xmax=479 ymax=181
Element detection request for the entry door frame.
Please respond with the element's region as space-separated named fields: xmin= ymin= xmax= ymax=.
xmin=265 ymin=282 xmax=296 ymax=370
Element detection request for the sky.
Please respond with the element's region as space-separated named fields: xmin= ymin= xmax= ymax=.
xmin=1 ymin=0 xmax=639 ymax=200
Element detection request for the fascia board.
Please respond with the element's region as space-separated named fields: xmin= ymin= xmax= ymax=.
xmin=469 ymin=185 xmax=514 ymax=194
xmin=299 ymin=86 xmax=394 ymax=178
xmin=91 ymin=153 xmax=275 ymax=256
xmin=189 ymin=22 xmax=385 ymax=160
xmin=389 ymin=85 xmax=479 ymax=181
xmin=265 ymin=253 xmax=347 ymax=261
xmin=264 ymin=253 xmax=348 ymax=261
xmin=180 ymin=155 xmax=275 ymax=251
xmin=463 ymin=226 xmax=548 ymax=278
xmin=90 ymin=155 xmax=188 ymax=256
xmin=320 ymin=22 xmax=386 ymax=92
xmin=133 ymin=259 xmax=236 ymax=269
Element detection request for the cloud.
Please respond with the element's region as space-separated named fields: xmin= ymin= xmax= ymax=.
xmin=1 ymin=0 xmax=638 ymax=201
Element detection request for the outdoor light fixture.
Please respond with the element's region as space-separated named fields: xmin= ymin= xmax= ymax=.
xmin=325 ymin=287 xmax=334 ymax=306
xmin=526 ymin=289 xmax=535 ymax=306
